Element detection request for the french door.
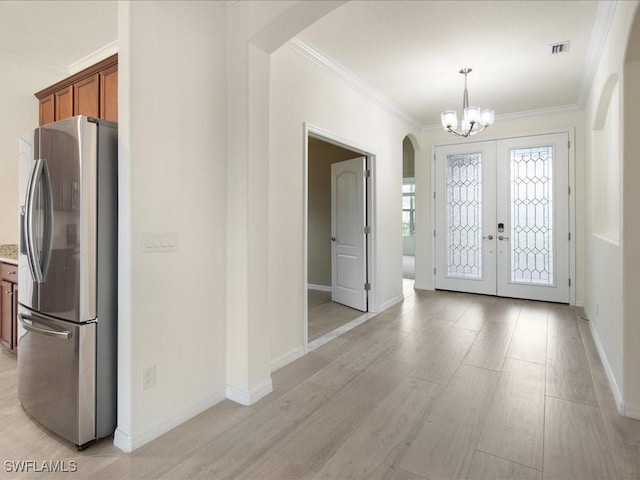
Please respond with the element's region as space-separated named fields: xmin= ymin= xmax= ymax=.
xmin=435 ymin=133 xmax=570 ymax=303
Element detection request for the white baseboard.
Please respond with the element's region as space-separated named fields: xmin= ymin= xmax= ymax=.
xmin=113 ymin=428 xmax=133 ymax=453
xmin=414 ymin=282 xmax=433 ymax=291
xmin=379 ymin=295 xmax=404 ymax=311
xmin=308 ymin=284 xmax=331 ymax=292
xmin=113 ymin=389 xmax=225 ymax=452
xmin=271 ymin=346 xmax=305 ymax=372
xmin=585 ymin=312 xmax=625 ymax=416
xmin=623 ymin=402 xmax=640 ymax=420
xmin=307 ymin=312 xmax=374 ymax=352
xmin=226 ymin=378 xmax=273 ymax=406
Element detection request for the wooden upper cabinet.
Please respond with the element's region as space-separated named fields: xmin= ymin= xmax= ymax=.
xmin=55 ymin=86 xmax=73 ymax=121
xmin=100 ymin=64 xmax=118 ymax=122
xmin=35 ymin=54 xmax=117 ymax=125
xmin=39 ymin=94 xmax=55 ymax=126
xmin=74 ymin=73 xmax=99 ymax=117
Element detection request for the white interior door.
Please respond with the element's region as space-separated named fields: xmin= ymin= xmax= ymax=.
xmin=435 ymin=133 xmax=570 ymax=303
xmin=435 ymin=141 xmax=498 ymax=295
xmin=331 ymin=157 xmax=367 ymax=311
xmin=496 ymin=133 xmax=570 ymax=302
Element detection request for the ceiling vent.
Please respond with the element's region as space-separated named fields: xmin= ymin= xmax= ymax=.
xmin=550 ymin=41 xmax=570 ymax=55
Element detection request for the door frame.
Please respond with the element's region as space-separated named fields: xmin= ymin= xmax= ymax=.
xmin=303 ymin=122 xmax=378 ymax=350
xmin=430 ymin=127 xmax=577 ymax=306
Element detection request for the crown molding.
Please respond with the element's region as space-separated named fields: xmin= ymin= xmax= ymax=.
xmin=288 ymin=37 xmax=422 ymax=129
xmin=68 ymin=40 xmax=118 ymax=75
xmin=421 ymin=104 xmax=582 ymax=133
xmin=578 ymin=0 xmax=617 ymax=108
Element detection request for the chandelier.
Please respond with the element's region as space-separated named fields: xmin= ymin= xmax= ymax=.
xmin=441 ymin=68 xmax=495 ymax=137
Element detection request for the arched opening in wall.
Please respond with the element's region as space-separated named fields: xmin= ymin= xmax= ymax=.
xmin=402 ymin=135 xmax=417 ymax=285
xmin=592 ymin=74 xmax=621 ymax=243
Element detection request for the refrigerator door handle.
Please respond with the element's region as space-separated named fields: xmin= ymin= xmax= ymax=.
xmin=25 ymin=159 xmax=54 ymax=283
xmin=40 ymin=159 xmax=54 ymax=279
xmin=24 ymin=158 xmax=40 ymax=282
xmin=18 ymin=314 xmax=72 ymax=340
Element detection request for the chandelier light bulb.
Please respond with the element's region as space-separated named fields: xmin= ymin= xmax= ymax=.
xmin=441 ymin=68 xmax=495 ymax=138
xmin=480 ymin=108 xmax=495 ymax=127
xmin=441 ymin=110 xmax=458 ymax=129
xmin=464 ymin=105 xmax=481 ymax=124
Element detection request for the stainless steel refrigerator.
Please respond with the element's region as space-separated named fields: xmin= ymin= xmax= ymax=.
xmin=17 ymin=115 xmax=117 ymax=450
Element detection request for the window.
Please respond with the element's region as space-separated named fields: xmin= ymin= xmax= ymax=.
xmin=402 ymin=181 xmax=415 ymax=237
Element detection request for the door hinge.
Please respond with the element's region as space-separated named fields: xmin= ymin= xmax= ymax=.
xmin=364 ymin=169 xmax=371 ymax=178
xmin=364 ymin=226 xmax=371 ymax=234
xmin=433 ymin=153 xmax=436 ymax=161
xmin=434 ymin=267 xmax=436 ymax=275
xmin=568 ymin=232 xmax=571 ymax=241
xmin=568 ymin=140 xmax=571 ymax=149
xmin=568 ymin=186 xmax=571 ymax=195
xmin=433 ymin=192 xmax=436 ymax=200
xmin=433 ymin=229 xmax=436 ymax=237
xmin=364 ymin=283 xmax=371 ymax=291
xmin=569 ymin=278 xmax=572 ymax=287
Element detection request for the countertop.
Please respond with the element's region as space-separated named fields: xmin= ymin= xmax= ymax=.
xmin=0 ymin=244 xmax=18 ymax=265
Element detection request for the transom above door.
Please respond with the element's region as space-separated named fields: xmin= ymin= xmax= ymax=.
xmin=434 ymin=133 xmax=570 ymax=303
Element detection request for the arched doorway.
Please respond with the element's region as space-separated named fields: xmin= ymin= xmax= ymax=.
xmin=402 ymin=135 xmax=417 ymax=283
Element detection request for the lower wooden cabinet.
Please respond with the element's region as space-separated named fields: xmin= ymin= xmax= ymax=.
xmin=0 ymin=263 xmax=18 ymax=351
xmin=12 ymin=284 xmax=17 ymax=350
xmin=0 ymin=280 xmax=13 ymax=350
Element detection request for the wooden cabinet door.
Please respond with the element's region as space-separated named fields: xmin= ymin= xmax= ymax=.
xmin=40 ymin=94 xmax=55 ymax=126
xmin=74 ymin=73 xmax=99 ymax=117
xmin=0 ymin=280 xmax=11 ymax=349
xmin=100 ymin=64 xmax=118 ymax=122
xmin=12 ymin=284 xmax=17 ymax=350
xmin=55 ymin=85 xmax=73 ymax=121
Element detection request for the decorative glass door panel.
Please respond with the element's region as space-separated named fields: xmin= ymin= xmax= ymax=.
xmin=510 ymin=146 xmax=554 ymax=286
xmin=446 ymin=153 xmax=483 ymax=279
xmin=496 ymin=133 xmax=569 ymax=302
xmin=435 ymin=141 xmax=497 ymax=296
xmin=435 ymin=133 xmax=570 ymax=303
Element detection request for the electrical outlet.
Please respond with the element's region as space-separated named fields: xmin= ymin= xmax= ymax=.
xmin=142 ymin=365 xmax=156 ymax=390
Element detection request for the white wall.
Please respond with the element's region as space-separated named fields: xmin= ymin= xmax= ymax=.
xmin=416 ymin=110 xmax=585 ymax=300
xmin=269 ymin=43 xmax=421 ymax=363
xmin=583 ymin=0 xmax=639 ymax=417
xmin=623 ymin=55 xmax=640 ymax=417
xmin=0 ymin=54 xmax=64 ymax=244
xmin=115 ymin=0 xmax=228 ymax=451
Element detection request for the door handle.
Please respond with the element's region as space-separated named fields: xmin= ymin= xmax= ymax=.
xmin=498 ymin=235 xmax=510 ymax=240
xmin=331 ymin=237 xmax=336 ymax=242
xmin=18 ymin=314 xmax=72 ymax=340
xmin=482 ymin=235 xmax=494 ymax=240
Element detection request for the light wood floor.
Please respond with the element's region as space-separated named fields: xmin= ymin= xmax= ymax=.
xmin=308 ymin=289 xmax=365 ymax=342
xmin=2 ymin=287 xmax=640 ymax=479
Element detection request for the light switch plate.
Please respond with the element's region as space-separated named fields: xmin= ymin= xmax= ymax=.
xmin=141 ymin=232 xmax=178 ymax=253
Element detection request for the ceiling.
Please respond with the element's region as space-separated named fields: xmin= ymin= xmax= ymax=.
xmin=0 ymin=1 xmax=117 ymax=72
xmin=0 ymin=1 xmax=611 ymax=129
xmin=298 ymin=0 xmax=607 ymax=127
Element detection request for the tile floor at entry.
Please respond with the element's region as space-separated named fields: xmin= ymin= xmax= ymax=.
xmin=2 ymin=285 xmax=640 ymax=479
